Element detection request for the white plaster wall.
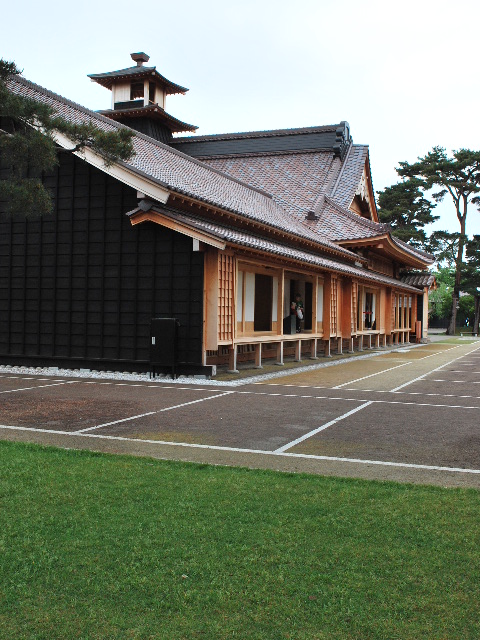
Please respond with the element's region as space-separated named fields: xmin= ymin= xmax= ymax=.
xmin=112 ymin=81 xmax=131 ymax=105
xmin=245 ymin=272 xmax=255 ymax=321
xmin=237 ymin=271 xmax=243 ymax=321
xmin=317 ymin=283 xmax=324 ymax=320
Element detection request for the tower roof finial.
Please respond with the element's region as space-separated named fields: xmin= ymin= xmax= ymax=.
xmin=130 ymin=52 xmax=150 ymax=67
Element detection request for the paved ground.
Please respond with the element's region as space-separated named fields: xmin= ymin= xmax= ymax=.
xmin=1 ymin=339 xmax=480 ymax=488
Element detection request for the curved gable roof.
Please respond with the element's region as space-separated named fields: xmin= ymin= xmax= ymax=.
xmin=7 ymin=75 xmax=355 ymax=260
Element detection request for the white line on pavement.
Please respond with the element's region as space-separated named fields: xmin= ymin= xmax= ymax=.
xmin=391 ymin=345 xmax=480 ymax=392
xmin=1 ymin=423 xmax=479 ymax=476
xmin=0 ymin=381 xmax=79 ymax=394
xmin=274 ymin=401 xmax=373 ymax=453
xmin=72 ymin=391 xmax=234 ymax=434
xmin=332 ymin=362 xmax=412 ymax=388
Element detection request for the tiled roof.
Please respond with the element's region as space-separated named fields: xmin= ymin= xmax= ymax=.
xmin=128 ymin=204 xmax=423 ymax=293
xmin=202 ymin=149 xmax=389 ymax=242
xmin=312 ymin=197 xmax=389 ymax=241
xmin=173 ymin=124 xmax=339 ymax=142
xmin=392 ymin=238 xmax=435 ymax=263
xmin=88 ymin=65 xmax=189 ymax=95
xmin=202 ymin=151 xmax=336 ymax=221
xmin=401 ymin=273 xmax=436 ymax=288
xmin=201 ymin=143 xmax=434 ymax=265
xmin=97 ymin=104 xmax=198 ymax=133
xmin=7 ymin=75 xmax=354 ymax=259
xmin=330 ymin=144 xmax=369 ymax=208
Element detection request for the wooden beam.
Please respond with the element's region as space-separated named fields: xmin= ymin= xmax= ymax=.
xmin=323 ymin=274 xmax=332 ymax=339
xmin=277 ymin=269 xmax=285 ymax=336
xmin=204 ymin=249 xmax=219 ymax=351
xmin=254 ymin=343 xmax=263 ymax=368
xmin=341 ymin=279 xmax=352 ymax=339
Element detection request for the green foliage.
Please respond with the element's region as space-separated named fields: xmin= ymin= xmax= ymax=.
xmin=0 ymin=58 xmax=135 ymax=217
xmin=426 ymin=230 xmax=461 ymax=267
xmin=393 ymin=146 xmax=480 ymax=333
xmin=457 ymin=294 xmax=475 ymax=326
xmin=429 ymin=268 xmax=453 ymax=319
xmin=397 ymin=146 xmax=480 ymax=215
xmin=377 ymin=177 xmax=438 ymax=249
xmin=463 ymin=235 xmax=480 ymax=295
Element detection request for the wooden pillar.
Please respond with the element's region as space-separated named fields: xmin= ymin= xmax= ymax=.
xmin=337 ymin=337 xmax=343 ymax=354
xmin=375 ymin=333 xmax=380 ymax=348
xmin=324 ymin=339 xmax=331 ymax=357
xmin=277 ymin=269 xmax=285 ymax=336
xmin=358 ymin=335 xmax=364 ymax=352
xmin=276 ymin=341 xmax=284 ymax=365
xmin=323 ymin=274 xmax=332 ymax=341
xmin=310 ymin=338 xmax=318 ymax=359
xmin=341 ymin=279 xmax=352 ymax=341
xmin=348 ymin=337 xmax=354 ymax=353
xmin=422 ymin=288 xmax=429 ymax=340
xmin=367 ymin=334 xmax=372 ymax=349
xmin=227 ymin=345 xmax=238 ymax=373
xmin=204 ymin=250 xmax=219 ymax=351
xmin=254 ymin=343 xmax=262 ymax=369
xmin=295 ymin=339 xmax=302 ymax=362
xmin=312 ymin=276 xmax=318 ymax=337
xmin=384 ymin=288 xmax=393 ymax=345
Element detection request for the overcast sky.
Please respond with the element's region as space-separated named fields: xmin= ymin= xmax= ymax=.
xmin=3 ymin=0 xmax=480 ymax=235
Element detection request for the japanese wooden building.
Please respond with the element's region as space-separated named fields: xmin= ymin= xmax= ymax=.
xmin=1 ymin=53 xmax=434 ymax=376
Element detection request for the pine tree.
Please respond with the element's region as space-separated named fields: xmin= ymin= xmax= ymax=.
xmin=0 ymin=59 xmax=134 ymax=217
xmin=396 ymin=147 xmax=480 ymax=335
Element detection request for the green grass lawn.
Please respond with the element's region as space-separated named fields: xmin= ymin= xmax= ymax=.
xmin=1 ymin=442 xmax=479 ymax=640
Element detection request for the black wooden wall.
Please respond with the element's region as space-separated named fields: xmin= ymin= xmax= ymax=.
xmin=0 ymin=153 xmax=204 ymax=371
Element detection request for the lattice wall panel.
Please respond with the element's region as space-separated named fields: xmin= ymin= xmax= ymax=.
xmin=330 ymin=276 xmax=338 ymax=336
xmin=218 ymin=254 xmax=235 ymax=342
xmin=351 ymin=281 xmax=358 ymax=334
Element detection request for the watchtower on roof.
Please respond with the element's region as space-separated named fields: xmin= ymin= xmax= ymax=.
xmin=88 ymin=52 xmax=197 ymax=143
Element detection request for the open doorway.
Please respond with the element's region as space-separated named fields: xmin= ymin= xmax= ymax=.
xmin=289 ymin=280 xmax=312 ymax=331
xmin=254 ymin=274 xmax=272 ymax=331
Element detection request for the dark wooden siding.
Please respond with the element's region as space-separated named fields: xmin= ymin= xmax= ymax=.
xmin=170 ymin=131 xmax=337 ymax=158
xmin=0 ymin=153 xmax=204 ymax=370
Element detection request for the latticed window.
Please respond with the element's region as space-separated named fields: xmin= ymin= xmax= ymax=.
xmin=330 ymin=276 xmax=337 ymax=335
xmin=351 ymin=281 xmax=358 ymax=334
xmin=218 ymin=254 xmax=234 ymax=341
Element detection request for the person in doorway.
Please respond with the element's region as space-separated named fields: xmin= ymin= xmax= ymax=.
xmin=290 ymin=293 xmax=304 ymax=333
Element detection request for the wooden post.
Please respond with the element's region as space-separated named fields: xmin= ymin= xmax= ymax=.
xmin=227 ymin=346 xmax=238 ymax=373
xmin=348 ymin=337 xmax=354 ymax=353
xmin=384 ymin=288 xmax=392 ymax=345
xmin=254 ymin=343 xmax=262 ymax=368
xmin=324 ymin=339 xmax=331 ymax=357
xmin=337 ymin=337 xmax=343 ymax=354
xmin=295 ymin=339 xmax=301 ymax=362
xmin=358 ymin=335 xmax=364 ymax=351
xmin=341 ymin=279 xmax=352 ymax=340
xmin=310 ymin=338 xmax=318 ymax=359
xmin=312 ymin=276 xmax=318 ymax=336
xmin=323 ymin=274 xmax=332 ymax=341
xmin=276 ymin=341 xmax=284 ymax=365
xmin=204 ymin=250 xmax=219 ymax=351
xmin=277 ymin=269 xmax=285 ymax=336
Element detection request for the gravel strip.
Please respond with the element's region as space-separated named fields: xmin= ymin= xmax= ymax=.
xmin=0 ymin=344 xmax=429 ymax=388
